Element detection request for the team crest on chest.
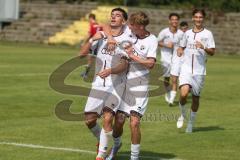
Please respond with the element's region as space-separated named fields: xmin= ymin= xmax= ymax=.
xmin=140 ymin=45 xmax=145 ymax=50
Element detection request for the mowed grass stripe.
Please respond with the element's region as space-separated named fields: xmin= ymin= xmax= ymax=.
xmin=0 ymin=42 xmax=240 ymax=160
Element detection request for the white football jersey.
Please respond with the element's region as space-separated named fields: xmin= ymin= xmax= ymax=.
xmin=127 ymin=34 xmax=158 ymax=84
xmin=124 ymin=24 xmax=132 ymax=34
xmin=91 ymin=30 xmax=137 ymax=87
xmin=158 ymin=28 xmax=184 ymax=64
xmin=180 ymin=28 xmax=215 ymax=75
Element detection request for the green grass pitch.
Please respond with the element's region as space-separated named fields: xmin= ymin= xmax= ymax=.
xmin=0 ymin=42 xmax=240 ymax=160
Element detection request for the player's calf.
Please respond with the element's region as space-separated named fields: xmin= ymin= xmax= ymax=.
xmin=191 ymin=95 xmax=200 ymax=112
xmin=113 ymin=111 xmax=127 ymax=137
xmin=84 ymin=113 xmax=101 ymax=141
xmin=179 ymin=85 xmax=190 ymax=105
xmin=97 ymin=108 xmax=115 ymax=158
xmin=169 ymin=75 xmax=178 ymax=105
xmin=129 ymin=111 xmax=141 ymax=160
xmin=105 ymin=111 xmax=127 ymax=159
xmin=185 ymin=95 xmax=199 ymax=133
xmin=102 ymin=108 xmax=115 ymax=131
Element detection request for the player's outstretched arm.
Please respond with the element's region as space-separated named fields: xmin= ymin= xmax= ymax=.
xmin=79 ymin=32 xmax=103 ymax=57
xmin=97 ymin=58 xmax=128 ymax=79
xmin=100 ymin=24 xmax=117 ymax=51
xmin=79 ymin=42 xmax=91 ymax=58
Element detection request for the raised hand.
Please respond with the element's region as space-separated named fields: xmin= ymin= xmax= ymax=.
xmin=177 ymin=47 xmax=184 ymax=57
xmin=195 ymin=41 xmax=204 ymax=50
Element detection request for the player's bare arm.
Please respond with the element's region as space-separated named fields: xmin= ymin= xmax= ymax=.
xmin=97 ymin=58 xmax=128 ymax=78
xmin=204 ymin=48 xmax=215 ymax=56
xmin=101 ymin=23 xmax=117 ymax=51
xmin=195 ymin=41 xmax=215 ymax=56
xmin=159 ymin=40 xmax=174 ymax=49
xmin=79 ymin=32 xmax=103 ymax=57
xmin=125 ymin=45 xmax=155 ymax=69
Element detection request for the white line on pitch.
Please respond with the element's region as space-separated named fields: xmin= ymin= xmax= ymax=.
xmin=0 ymin=73 xmax=49 ymax=77
xmin=0 ymin=141 xmax=181 ymax=160
xmin=0 ymin=141 xmax=95 ymax=154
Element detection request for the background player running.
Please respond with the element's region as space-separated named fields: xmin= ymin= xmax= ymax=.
xmin=158 ymin=13 xmax=184 ymax=105
xmin=176 ymin=9 xmax=215 ymax=133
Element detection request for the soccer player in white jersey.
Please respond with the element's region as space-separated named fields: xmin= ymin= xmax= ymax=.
xmin=180 ymin=21 xmax=189 ymax=33
xmin=95 ymin=9 xmax=138 ymax=160
xmin=158 ymin=13 xmax=184 ymax=105
xmin=176 ymin=9 xmax=215 ymax=133
xmin=100 ymin=12 xmax=158 ymax=160
xmin=79 ymin=8 xmax=137 ymax=160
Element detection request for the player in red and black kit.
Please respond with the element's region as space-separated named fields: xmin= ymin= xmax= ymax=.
xmin=81 ymin=13 xmax=102 ymax=78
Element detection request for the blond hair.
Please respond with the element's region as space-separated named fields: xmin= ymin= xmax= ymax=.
xmin=129 ymin=12 xmax=149 ymax=26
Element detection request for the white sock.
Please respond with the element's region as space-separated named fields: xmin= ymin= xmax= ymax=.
xmin=131 ymin=144 xmax=140 ymax=160
xmin=90 ymin=123 xmax=101 ymax=141
xmin=97 ymin=129 xmax=113 ymax=157
xmin=179 ymin=102 xmax=186 ymax=118
xmin=113 ymin=136 xmax=121 ymax=147
xmin=190 ymin=111 xmax=197 ymax=122
xmin=169 ymin=90 xmax=177 ymax=103
xmin=167 ymin=91 xmax=171 ymax=97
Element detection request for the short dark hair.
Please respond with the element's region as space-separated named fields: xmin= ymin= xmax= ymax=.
xmin=192 ymin=8 xmax=206 ymax=18
xmin=88 ymin=13 xmax=96 ymax=20
xmin=169 ymin=13 xmax=180 ymax=20
xmin=180 ymin=21 xmax=188 ymax=27
xmin=111 ymin=7 xmax=128 ymax=21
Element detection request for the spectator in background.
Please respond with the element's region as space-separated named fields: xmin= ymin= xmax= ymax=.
xmin=80 ymin=13 xmax=102 ymax=78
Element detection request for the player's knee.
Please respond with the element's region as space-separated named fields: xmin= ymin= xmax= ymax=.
xmin=85 ymin=119 xmax=96 ymax=128
xmin=180 ymin=89 xmax=189 ymax=99
xmin=180 ymin=85 xmax=190 ymax=98
xmin=164 ymin=77 xmax=170 ymax=85
xmin=103 ymin=113 xmax=114 ymax=124
xmin=115 ymin=112 xmax=126 ymax=126
xmin=130 ymin=119 xmax=140 ymax=129
xmin=130 ymin=114 xmax=141 ymax=129
xmin=180 ymin=93 xmax=188 ymax=100
xmin=173 ymin=80 xmax=177 ymax=85
xmin=171 ymin=77 xmax=177 ymax=84
xmin=84 ymin=114 xmax=97 ymax=128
